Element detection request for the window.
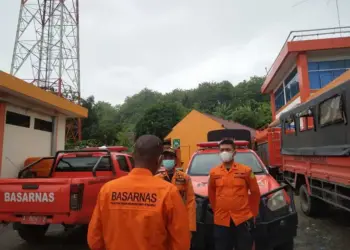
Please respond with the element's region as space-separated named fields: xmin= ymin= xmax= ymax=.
xmin=284 ymin=69 xmax=300 ymax=102
xmin=6 ymin=111 xmax=30 ymax=128
xmin=55 ymin=156 xmax=111 ymax=172
xmin=34 ymin=118 xmax=53 ymax=132
xmin=188 ymin=152 xmax=265 ymax=176
xmin=127 ymin=156 xmax=135 ymax=169
xmin=283 ymin=117 xmax=295 ymax=135
xmin=116 ymin=155 xmax=130 ymax=172
xmin=308 ymin=59 xmax=350 ymax=89
xmin=319 ymin=95 xmax=346 ymax=127
xmin=274 ymin=85 xmax=285 ymax=111
xmin=274 ymin=68 xmax=300 ymax=112
xmin=297 ymin=109 xmax=314 ymax=132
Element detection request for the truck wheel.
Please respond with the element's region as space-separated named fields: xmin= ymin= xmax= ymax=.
xmin=299 ymin=184 xmax=328 ymax=217
xmin=274 ymin=240 xmax=294 ymax=250
xmin=17 ymin=224 xmax=48 ymax=244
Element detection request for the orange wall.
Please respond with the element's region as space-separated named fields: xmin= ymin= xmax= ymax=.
xmin=165 ymin=110 xmax=222 ymax=169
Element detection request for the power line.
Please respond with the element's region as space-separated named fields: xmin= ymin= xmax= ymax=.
xmin=335 ymin=0 xmax=341 ymax=28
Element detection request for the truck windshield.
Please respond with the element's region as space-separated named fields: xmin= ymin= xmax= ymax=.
xmin=188 ymin=152 xmax=265 ymax=176
xmin=55 ymin=156 xmax=111 ymax=172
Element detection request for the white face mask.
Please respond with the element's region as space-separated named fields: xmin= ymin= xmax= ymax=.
xmin=219 ymin=151 xmax=233 ymax=163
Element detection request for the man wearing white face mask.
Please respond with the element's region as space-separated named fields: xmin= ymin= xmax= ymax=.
xmin=155 ymin=147 xmax=196 ymax=236
xmin=208 ymin=139 xmax=260 ymax=250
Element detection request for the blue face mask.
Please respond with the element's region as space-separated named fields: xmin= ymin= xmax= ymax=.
xmin=162 ymin=159 xmax=175 ymax=170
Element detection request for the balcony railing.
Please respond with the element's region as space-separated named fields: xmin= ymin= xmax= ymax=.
xmin=287 ymin=26 xmax=350 ymax=42
xmin=265 ymin=26 xmax=350 ymax=76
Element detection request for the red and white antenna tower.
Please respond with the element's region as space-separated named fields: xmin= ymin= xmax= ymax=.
xmin=10 ymin=0 xmax=82 ymax=142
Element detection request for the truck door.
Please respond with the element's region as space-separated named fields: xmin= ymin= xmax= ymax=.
xmin=114 ymin=155 xmax=132 ymax=176
xmin=81 ymin=156 xmax=115 ymax=222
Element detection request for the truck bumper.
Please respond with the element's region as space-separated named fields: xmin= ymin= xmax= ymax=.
xmin=0 ymin=212 xmax=90 ymax=226
xmin=193 ymin=184 xmax=298 ymax=250
xmin=192 ymin=212 xmax=297 ymax=250
xmin=254 ymin=212 xmax=298 ymax=249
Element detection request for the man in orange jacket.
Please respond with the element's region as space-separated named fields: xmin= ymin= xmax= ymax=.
xmin=208 ymin=139 xmax=260 ymax=250
xmin=155 ymin=147 xmax=196 ymax=235
xmin=87 ymin=135 xmax=191 ymax=250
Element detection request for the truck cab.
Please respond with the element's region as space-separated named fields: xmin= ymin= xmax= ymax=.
xmin=0 ymin=146 xmax=134 ymax=244
xmin=188 ymin=130 xmax=298 ymax=250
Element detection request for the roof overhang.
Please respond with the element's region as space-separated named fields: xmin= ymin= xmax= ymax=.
xmin=0 ymin=71 xmax=88 ymax=118
xmin=261 ymin=36 xmax=350 ymax=94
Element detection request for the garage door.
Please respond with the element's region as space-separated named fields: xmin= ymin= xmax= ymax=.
xmin=1 ymin=106 xmax=53 ymax=178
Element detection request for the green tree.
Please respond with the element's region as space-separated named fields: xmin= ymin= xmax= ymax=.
xmin=117 ymin=88 xmax=163 ymax=128
xmin=231 ymin=105 xmax=259 ymax=128
xmin=135 ymin=102 xmax=186 ymax=140
xmin=213 ymin=103 xmax=233 ymax=119
xmin=75 ymin=75 xmax=272 ymax=148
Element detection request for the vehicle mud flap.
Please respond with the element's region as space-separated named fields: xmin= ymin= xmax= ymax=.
xmin=193 ymin=195 xmax=214 ymax=250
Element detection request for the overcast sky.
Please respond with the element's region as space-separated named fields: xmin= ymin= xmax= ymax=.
xmin=0 ymin=0 xmax=349 ymax=105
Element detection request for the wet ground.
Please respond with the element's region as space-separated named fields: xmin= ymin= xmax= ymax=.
xmin=0 ymin=197 xmax=350 ymax=250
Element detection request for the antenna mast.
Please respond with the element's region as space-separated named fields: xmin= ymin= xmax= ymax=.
xmin=11 ymin=0 xmax=82 ymax=142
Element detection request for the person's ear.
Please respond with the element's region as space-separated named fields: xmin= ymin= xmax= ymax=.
xmin=158 ymin=155 xmax=164 ymax=166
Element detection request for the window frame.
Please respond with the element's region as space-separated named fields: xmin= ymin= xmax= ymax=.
xmin=283 ymin=116 xmax=296 ymax=135
xmin=55 ymin=156 xmax=112 ymax=172
xmin=127 ymin=156 xmax=135 ymax=169
xmin=34 ymin=118 xmax=53 ymax=132
xmin=274 ymin=84 xmax=285 ymax=111
xmin=284 ymin=68 xmax=300 ymax=102
xmin=297 ymin=108 xmax=315 ymax=132
xmin=6 ymin=111 xmax=31 ymax=128
xmin=116 ymin=155 xmax=131 ymax=172
xmin=318 ymin=94 xmax=347 ymax=128
xmin=308 ymin=59 xmax=350 ymax=90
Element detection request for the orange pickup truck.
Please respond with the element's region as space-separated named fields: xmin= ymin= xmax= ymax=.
xmin=0 ymin=146 xmax=134 ymax=243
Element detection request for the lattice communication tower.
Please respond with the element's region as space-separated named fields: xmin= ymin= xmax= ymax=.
xmin=10 ymin=0 xmax=82 ymax=142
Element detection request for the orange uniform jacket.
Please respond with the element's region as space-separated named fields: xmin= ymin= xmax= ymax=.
xmin=155 ymin=169 xmax=196 ymax=232
xmin=208 ymin=162 xmax=260 ymax=227
xmin=87 ymin=168 xmax=191 ymax=250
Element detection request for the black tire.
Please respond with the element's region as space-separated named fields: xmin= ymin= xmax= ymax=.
xmin=17 ymin=224 xmax=48 ymax=244
xmin=274 ymin=240 xmax=294 ymax=250
xmin=299 ymin=184 xmax=329 ymax=217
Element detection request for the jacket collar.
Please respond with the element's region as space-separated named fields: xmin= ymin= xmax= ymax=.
xmin=130 ymin=168 xmax=153 ymax=176
xmin=220 ymin=162 xmax=237 ymax=172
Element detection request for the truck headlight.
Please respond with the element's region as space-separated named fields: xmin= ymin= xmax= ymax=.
xmin=267 ymin=190 xmax=287 ymax=211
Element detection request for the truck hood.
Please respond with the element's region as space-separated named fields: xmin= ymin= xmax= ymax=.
xmin=191 ymin=174 xmax=280 ymax=197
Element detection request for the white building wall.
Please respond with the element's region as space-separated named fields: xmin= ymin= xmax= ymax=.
xmin=307 ymin=53 xmax=350 ymax=62
xmin=56 ymin=115 xmax=66 ymax=151
xmin=0 ymin=104 xmax=64 ymax=178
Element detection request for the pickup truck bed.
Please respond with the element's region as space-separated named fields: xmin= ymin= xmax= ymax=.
xmin=0 ymin=147 xmax=134 ymax=243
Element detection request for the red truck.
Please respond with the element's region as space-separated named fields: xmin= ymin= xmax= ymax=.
xmin=188 ymin=129 xmax=298 ymax=250
xmin=254 ymin=128 xmax=283 ymax=181
xmin=0 ymin=146 xmax=134 ymax=243
xmin=278 ymin=79 xmax=350 ymax=216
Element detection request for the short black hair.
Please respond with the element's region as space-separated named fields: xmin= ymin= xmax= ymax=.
xmin=219 ymin=138 xmax=235 ymax=148
xmin=133 ymin=135 xmax=163 ymax=165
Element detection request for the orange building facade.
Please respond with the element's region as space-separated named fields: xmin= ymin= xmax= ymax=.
xmin=261 ymin=27 xmax=350 ymax=124
xmin=165 ymin=110 xmax=256 ymax=169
